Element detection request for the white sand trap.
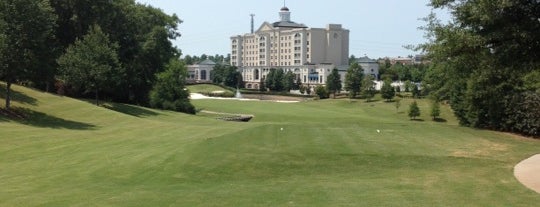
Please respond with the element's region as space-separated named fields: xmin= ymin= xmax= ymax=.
xmin=189 ymin=93 xmax=299 ymax=103
xmin=514 ymin=154 xmax=540 ymax=194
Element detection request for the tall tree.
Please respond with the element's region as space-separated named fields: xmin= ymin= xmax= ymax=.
xmin=420 ymin=0 xmax=540 ymax=136
xmin=345 ymin=63 xmax=363 ymax=98
xmin=57 ymin=25 xmax=121 ymax=105
xmin=149 ymin=58 xmax=194 ymax=114
xmin=265 ymin=68 xmax=285 ymax=91
xmin=326 ymin=68 xmax=342 ymax=98
xmin=361 ymin=75 xmax=376 ymax=102
xmin=50 ymin=0 xmax=183 ymax=104
xmin=0 ymin=0 xmax=57 ymax=109
xmin=283 ymin=71 xmax=295 ymax=92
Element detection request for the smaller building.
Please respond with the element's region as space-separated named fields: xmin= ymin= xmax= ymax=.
xmin=356 ymin=56 xmax=379 ymax=79
xmin=187 ymin=60 xmax=216 ymax=83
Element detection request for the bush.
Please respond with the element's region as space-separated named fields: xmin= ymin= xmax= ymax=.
xmin=315 ymin=85 xmax=329 ymax=99
xmin=504 ymin=91 xmax=540 ymax=137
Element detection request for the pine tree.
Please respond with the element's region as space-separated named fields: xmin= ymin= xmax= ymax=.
xmin=408 ymin=101 xmax=421 ymax=120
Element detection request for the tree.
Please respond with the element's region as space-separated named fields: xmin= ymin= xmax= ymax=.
xmin=361 ymin=75 xmax=375 ymax=102
xmin=265 ymin=68 xmax=284 ymax=91
xmin=50 ymin=0 xmax=183 ymax=104
xmin=283 ymin=71 xmax=295 ymax=92
xmin=57 ymin=25 xmax=122 ymax=105
xmin=149 ymin=58 xmax=195 ymax=114
xmin=294 ymin=76 xmax=302 ymax=90
xmin=345 ymin=63 xmax=363 ymax=98
xmin=264 ymin=69 xmax=275 ymax=91
xmin=412 ymin=84 xmax=420 ymax=98
xmin=315 ymin=85 xmax=329 ymax=99
xmin=420 ymin=0 xmax=540 ymax=136
xmin=273 ymin=69 xmax=285 ymax=91
xmin=259 ymin=77 xmax=266 ymax=92
xmin=431 ymin=101 xmax=441 ymax=120
xmin=326 ymin=68 xmax=342 ymax=98
xmin=349 ymin=54 xmax=357 ymax=65
xmin=395 ymin=98 xmax=402 ymax=112
xmin=0 ymin=0 xmax=56 ymax=110
xmin=404 ymin=80 xmax=413 ymax=92
xmin=408 ymin=101 xmax=421 ymax=120
xmin=211 ymin=64 xmax=241 ymax=88
xmin=381 ymin=79 xmax=395 ymax=102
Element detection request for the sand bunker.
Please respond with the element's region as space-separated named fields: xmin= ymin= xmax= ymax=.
xmin=514 ymin=154 xmax=540 ymax=194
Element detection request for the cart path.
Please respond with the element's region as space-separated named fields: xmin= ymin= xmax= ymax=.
xmin=514 ymin=154 xmax=540 ymax=194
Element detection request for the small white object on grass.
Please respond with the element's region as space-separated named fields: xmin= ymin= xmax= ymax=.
xmin=280 ymin=127 xmax=284 ymax=131
xmin=376 ymin=129 xmax=380 ymax=133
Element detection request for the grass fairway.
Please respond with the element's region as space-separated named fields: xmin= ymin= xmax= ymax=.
xmin=1 ymin=84 xmax=540 ymax=206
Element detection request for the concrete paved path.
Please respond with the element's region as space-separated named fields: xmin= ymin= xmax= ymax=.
xmin=514 ymin=154 xmax=540 ymax=194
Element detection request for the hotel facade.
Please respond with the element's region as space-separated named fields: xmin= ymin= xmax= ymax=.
xmin=231 ymin=6 xmax=350 ymax=89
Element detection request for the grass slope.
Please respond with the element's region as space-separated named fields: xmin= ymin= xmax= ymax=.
xmin=187 ymin=84 xmax=232 ymax=94
xmin=1 ymin=83 xmax=540 ymax=206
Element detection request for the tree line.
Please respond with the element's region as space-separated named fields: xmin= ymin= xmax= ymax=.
xmin=420 ymin=0 xmax=539 ymax=137
xmin=1 ymin=0 xmax=194 ymax=113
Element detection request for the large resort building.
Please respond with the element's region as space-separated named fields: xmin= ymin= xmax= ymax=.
xmin=231 ymin=6 xmax=350 ymax=89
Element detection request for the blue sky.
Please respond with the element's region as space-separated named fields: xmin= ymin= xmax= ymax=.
xmin=135 ymin=0 xmax=450 ymax=59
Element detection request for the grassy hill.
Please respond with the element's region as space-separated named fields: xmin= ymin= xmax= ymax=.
xmin=1 ymin=83 xmax=540 ymax=206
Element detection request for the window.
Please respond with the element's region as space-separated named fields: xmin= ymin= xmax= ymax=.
xmin=200 ymin=70 xmax=207 ymax=80
xmin=254 ymin=69 xmax=260 ymax=80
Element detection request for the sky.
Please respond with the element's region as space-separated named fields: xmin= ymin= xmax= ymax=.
xmin=135 ymin=0 xmax=450 ymax=59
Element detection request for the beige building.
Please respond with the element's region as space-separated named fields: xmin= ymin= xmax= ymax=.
xmin=187 ymin=60 xmax=216 ymax=83
xmin=231 ymin=6 xmax=350 ymax=89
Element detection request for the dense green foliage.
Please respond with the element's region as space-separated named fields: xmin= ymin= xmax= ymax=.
xmin=283 ymin=71 xmax=296 ymax=92
xmin=264 ymin=68 xmax=285 ymax=92
xmin=3 ymin=84 xmax=540 ymax=206
xmin=211 ymin=64 xmax=242 ymax=88
xmin=57 ymin=25 xmax=122 ymax=105
xmin=183 ymin=54 xmax=230 ymax=65
xmin=344 ymin=63 xmax=363 ymax=98
xmin=379 ymin=62 xmax=427 ymax=82
xmin=326 ymin=68 xmax=342 ymax=98
xmin=149 ymin=59 xmax=195 ymax=114
xmin=380 ymin=79 xmax=395 ymax=101
xmin=421 ymin=0 xmax=540 ymax=137
xmin=0 ymin=0 xmax=56 ymax=109
xmin=315 ymin=85 xmax=329 ymax=99
xmin=1 ymin=0 xmax=183 ymax=107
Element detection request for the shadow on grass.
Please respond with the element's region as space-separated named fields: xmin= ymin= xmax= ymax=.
xmin=0 ymin=84 xmax=38 ymax=106
xmin=102 ymin=102 xmax=159 ymax=117
xmin=0 ymin=107 xmax=96 ymax=130
xmin=410 ymin=118 xmax=425 ymax=122
xmin=433 ymin=118 xmax=447 ymax=122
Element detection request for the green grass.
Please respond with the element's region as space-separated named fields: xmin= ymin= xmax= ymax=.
xmin=1 ymin=83 xmax=540 ymax=206
xmin=187 ymin=84 xmax=232 ymax=94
